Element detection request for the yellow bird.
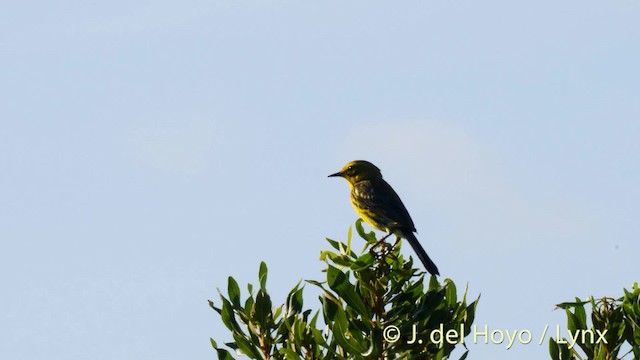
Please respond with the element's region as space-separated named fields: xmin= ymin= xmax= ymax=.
xmin=329 ymin=160 xmax=439 ymax=276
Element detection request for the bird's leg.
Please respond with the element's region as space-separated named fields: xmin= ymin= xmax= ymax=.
xmin=369 ymin=246 xmax=383 ymax=262
xmin=369 ymin=232 xmax=403 ymax=265
xmin=369 ymin=232 xmax=392 ymax=262
xmin=375 ymin=232 xmax=393 ymax=247
xmin=386 ymin=235 xmax=401 ymax=260
xmin=381 ymin=235 xmax=399 ymax=260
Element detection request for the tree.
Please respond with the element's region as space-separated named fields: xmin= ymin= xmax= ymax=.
xmin=549 ymin=283 xmax=640 ymax=360
xmin=209 ymin=220 xmax=479 ymax=359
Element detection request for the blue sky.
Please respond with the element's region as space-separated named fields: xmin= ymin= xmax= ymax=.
xmin=1 ymin=1 xmax=638 ymax=359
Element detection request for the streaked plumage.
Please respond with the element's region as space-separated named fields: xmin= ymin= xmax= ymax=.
xmin=329 ymin=160 xmax=440 ymax=276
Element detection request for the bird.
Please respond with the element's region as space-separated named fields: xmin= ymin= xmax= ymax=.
xmin=329 ymin=160 xmax=440 ymax=276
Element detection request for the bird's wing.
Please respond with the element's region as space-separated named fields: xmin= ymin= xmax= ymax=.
xmin=354 ymin=180 xmax=416 ymax=232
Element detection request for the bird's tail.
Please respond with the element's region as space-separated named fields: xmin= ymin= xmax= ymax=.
xmin=403 ymin=232 xmax=440 ymax=276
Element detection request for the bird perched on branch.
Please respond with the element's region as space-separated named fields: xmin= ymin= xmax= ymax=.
xmin=329 ymin=160 xmax=440 ymax=276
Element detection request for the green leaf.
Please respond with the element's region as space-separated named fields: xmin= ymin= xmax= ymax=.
xmin=328 ymin=303 xmax=365 ymax=354
xmin=549 ymin=337 xmax=560 ymax=360
xmin=286 ymin=282 xmax=304 ymax=315
xmin=559 ymin=340 xmax=571 ymax=360
xmin=325 ymin=238 xmax=357 ymax=260
xmin=445 ymin=279 xmax=457 ymax=308
xmin=220 ymin=297 xmax=243 ymax=334
xmin=428 ymin=274 xmax=441 ymax=292
xmin=244 ymin=295 xmax=254 ymax=318
xmin=326 ymin=265 xmax=370 ymax=318
xmin=255 ymin=290 xmax=272 ymax=328
xmin=326 ymin=253 xmax=357 ymax=267
xmin=279 ymin=348 xmax=302 ymax=360
xmin=232 ymin=330 xmax=262 ymax=359
xmin=215 ymin=348 xmax=236 ymax=360
xmin=573 ymin=297 xmax=587 ymax=330
xmin=350 ymin=252 xmax=375 ymax=271
xmin=325 ymin=238 xmax=344 ymax=252
xmin=292 ymin=318 xmax=305 ymax=343
xmin=305 ymin=279 xmax=326 ymax=288
xmin=566 ymin=310 xmax=578 ymax=334
xmin=309 ymin=310 xmax=320 ymax=328
xmin=355 ymin=218 xmax=366 ymax=237
xmin=555 ymin=300 xmax=589 ymax=310
xmin=228 ymin=277 xmax=241 ymax=307
xmin=355 ymin=218 xmax=377 ymax=243
xmin=273 ymin=305 xmax=282 ymax=321
xmin=320 ymin=292 xmax=340 ymax=322
xmin=209 ymin=299 xmax=221 ymax=314
xmin=458 ymin=349 xmax=469 ymax=360
xmin=211 ymin=338 xmax=236 ymax=360
xmin=259 ymin=262 xmax=268 ymax=291
xmin=319 ymin=250 xmax=334 ymax=262
xmin=593 ymin=344 xmax=607 ymax=360
xmin=311 ymin=326 xmax=329 ymax=349
xmin=462 ymin=297 xmax=479 ymax=335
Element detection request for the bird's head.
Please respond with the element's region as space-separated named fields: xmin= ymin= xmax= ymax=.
xmin=328 ymin=160 xmax=383 ymax=184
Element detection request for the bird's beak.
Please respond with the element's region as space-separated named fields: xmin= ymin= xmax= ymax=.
xmin=328 ymin=171 xmax=343 ymax=178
